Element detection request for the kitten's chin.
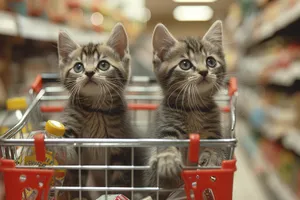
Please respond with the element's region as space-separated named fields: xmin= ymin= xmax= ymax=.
xmin=197 ymin=80 xmax=214 ymax=93
xmin=80 ymin=84 xmax=100 ymax=96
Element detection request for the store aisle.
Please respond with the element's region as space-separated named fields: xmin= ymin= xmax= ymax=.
xmin=233 ymin=146 xmax=269 ymax=200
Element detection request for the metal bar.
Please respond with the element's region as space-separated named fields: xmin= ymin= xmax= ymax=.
xmin=52 ymin=186 xmax=184 ymax=192
xmin=230 ymin=93 xmax=237 ymax=134
xmin=131 ymin=147 xmax=134 ymax=199
xmin=0 ymin=89 xmax=45 ymax=139
xmin=15 ymin=165 xmax=221 ymax=170
xmin=45 ymin=87 xmax=65 ymax=93
xmin=156 ymin=147 xmax=159 ymax=200
xmin=78 ymin=146 xmax=82 ymax=200
xmin=44 ymin=86 xmax=163 ymax=93
xmin=40 ymin=95 xmax=229 ymax=102
xmin=105 ymin=147 xmax=108 ymax=199
xmin=41 ymin=95 xmax=163 ymax=101
xmin=0 ymin=138 xmax=237 ymax=147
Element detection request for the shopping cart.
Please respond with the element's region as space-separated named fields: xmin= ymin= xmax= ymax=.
xmin=0 ymin=74 xmax=238 ymax=200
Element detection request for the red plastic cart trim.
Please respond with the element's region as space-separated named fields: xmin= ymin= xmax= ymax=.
xmin=0 ymin=159 xmax=54 ymax=200
xmin=188 ymin=134 xmax=200 ymax=163
xmin=221 ymin=106 xmax=230 ymax=113
xmin=182 ymin=160 xmax=237 ymax=200
xmin=34 ymin=134 xmax=46 ymax=162
xmin=128 ymin=103 xmax=158 ymax=110
xmin=40 ymin=103 xmax=160 ymax=113
xmin=67 ymin=0 xmax=80 ymax=8
xmin=40 ymin=106 xmax=64 ymax=113
xmin=31 ymin=74 xmax=43 ymax=93
xmin=228 ymin=77 xmax=237 ymax=96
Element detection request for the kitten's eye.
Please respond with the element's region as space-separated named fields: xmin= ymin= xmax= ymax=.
xmin=206 ymin=57 xmax=217 ymax=68
xmin=98 ymin=61 xmax=110 ymax=71
xmin=73 ymin=62 xmax=84 ymax=73
xmin=179 ymin=59 xmax=193 ymax=70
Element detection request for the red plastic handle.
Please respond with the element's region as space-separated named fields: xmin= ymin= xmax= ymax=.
xmin=40 ymin=106 xmax=64 ymax=113
xmin=182 ymin=160 xmax=237 ymax=200
xmin=31 ymin=74 xmax=42 ymax=93
xmin=34 ymin=133 xmax=46 ymax=162
xmin=0 ymin=159 xmax=54 ymax=200
xmin=228 ymin=77 xmax=237 ymax=96
xmin=188 ymin=134 xmax=200 ymax=163
xmin=221 ymin=106 xmax=230 ymax=113
xmin=127 ymin=103 xmax=158 ymax=110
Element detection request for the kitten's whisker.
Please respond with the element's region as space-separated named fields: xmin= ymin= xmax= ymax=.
xmin=181 ymin=83 xmax=190 ymax=112
xmin=105 ymin=82 xmax=126 ymax=106
xmin=175 ymin=82 xmax=188 ymax=110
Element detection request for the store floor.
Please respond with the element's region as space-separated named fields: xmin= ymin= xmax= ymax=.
xmin=233 ymin=145 xmax=269 ymax=200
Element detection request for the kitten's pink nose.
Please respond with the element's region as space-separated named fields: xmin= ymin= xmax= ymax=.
xmin=199 ymin=70 xmax=208 ymax=77
xmin=85 ymin=71 xmax=95 ymax=78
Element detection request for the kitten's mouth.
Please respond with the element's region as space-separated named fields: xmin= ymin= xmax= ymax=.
xmin=84 ymin=79 xmax=98 ymax=86
xmin=198 ymin=78 xmax=210 ymax=84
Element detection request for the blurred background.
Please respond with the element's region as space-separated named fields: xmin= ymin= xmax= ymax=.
xmin=0 ymin=0 xmax=299 ymax=200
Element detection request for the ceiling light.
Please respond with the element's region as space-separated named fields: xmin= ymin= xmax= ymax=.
xmin=173 ymin=0 xmax=217 ymax=2
xmin=173 ymin=6 xmax=213 ymax=21
xmin=91 ymin=12 xmax=104 ymax=26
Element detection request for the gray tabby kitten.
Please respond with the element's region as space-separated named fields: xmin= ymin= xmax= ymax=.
xmin=58 ymin=23 xmax=138 ymax=200
xmin=145 ymin=21 xmax=227 ymax=198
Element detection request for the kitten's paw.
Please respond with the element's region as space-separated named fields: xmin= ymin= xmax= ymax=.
xmin=199 ymin=148 xmax=223 ymax=167
xmin=150 ymin=147 xmax=183 ymax=179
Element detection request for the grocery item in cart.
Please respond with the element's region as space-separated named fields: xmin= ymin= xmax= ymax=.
xmin=96 ymin=194 xmax=130 ymax=200
xmin=18 ymin=120 xmax=76 ymax=200
xmin=0 ymin=97 xmax=29 ymax=136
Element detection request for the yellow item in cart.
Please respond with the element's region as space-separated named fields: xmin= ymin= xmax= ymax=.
xmin=45 ymin=120 xmax=65 ymax=137
xmin=19 ymin=120 xmax=68 ymax=200
xmin=6 ymin=97 xmax=28 ymax=110
xmin=0 ymin=126 xmax=8 ymax=135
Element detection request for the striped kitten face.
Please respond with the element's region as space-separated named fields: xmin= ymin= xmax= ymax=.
xmin=58 ymin=23 xmax=130 ymax=98
xmin=152 ymin=21 xmax=225 ymax=100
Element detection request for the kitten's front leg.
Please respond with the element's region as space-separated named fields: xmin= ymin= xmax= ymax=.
xmin=198 ymin=132 xmax=226 ymax=167
xmin=148 ymin=145 xmax=183 ymax=189
xmin=199 ymin=147 xmax=224 ymax=166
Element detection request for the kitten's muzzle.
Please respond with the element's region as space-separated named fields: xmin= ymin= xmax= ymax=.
xmin=85 ymin=71 xmax=95 ymax=78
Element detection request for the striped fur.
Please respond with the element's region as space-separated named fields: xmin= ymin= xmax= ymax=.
xmin=57 ymin=24 xmax=142 ymax=200
xmin=145 ymin=21 xmax=227 ymax=199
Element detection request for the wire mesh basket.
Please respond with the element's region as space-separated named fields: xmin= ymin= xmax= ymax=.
xmin=0 ymin=74 xmax=238 ymax=200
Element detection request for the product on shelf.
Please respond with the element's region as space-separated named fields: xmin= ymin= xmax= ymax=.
xmin=46 ymin=0 xmax=67 ymax=23
xmin=27 ymin=0 xmax=44 ymax=17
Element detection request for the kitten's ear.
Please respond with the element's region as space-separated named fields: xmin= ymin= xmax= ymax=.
xmin=58 ymin=31 xmax=79 ymax=61
xmin=203 ymin=20 xmax=223 ymax=47
xmin=107 ymin=23 xmax=129 ymax=59
xmin=152 ymin=23 xmax=177 ymax=60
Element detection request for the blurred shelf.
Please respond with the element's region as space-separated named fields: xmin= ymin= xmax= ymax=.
xmin=268 ymin=63 xmax=300 ymax=87
xmin=237 ymin=2 xmax=300 ymax=50
xmin=264 ymin=163 xmax=297 ymax=200
xmin=252 ymin=3 xmax=300 ymax=44
xmin=238 ymin=87 xmax=300 ymax=156
xmin=239 ymin=120 xmax=298 ymax=200
xmin=0 ymin=10 xmax=109 ymax=44
xmin=238 ymin=58 xmax=300 ymax=87
xmin=282 ymin=131 xmax=300 ymax=156
xmin=0 ymin=11 xmax=18 ymax=36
